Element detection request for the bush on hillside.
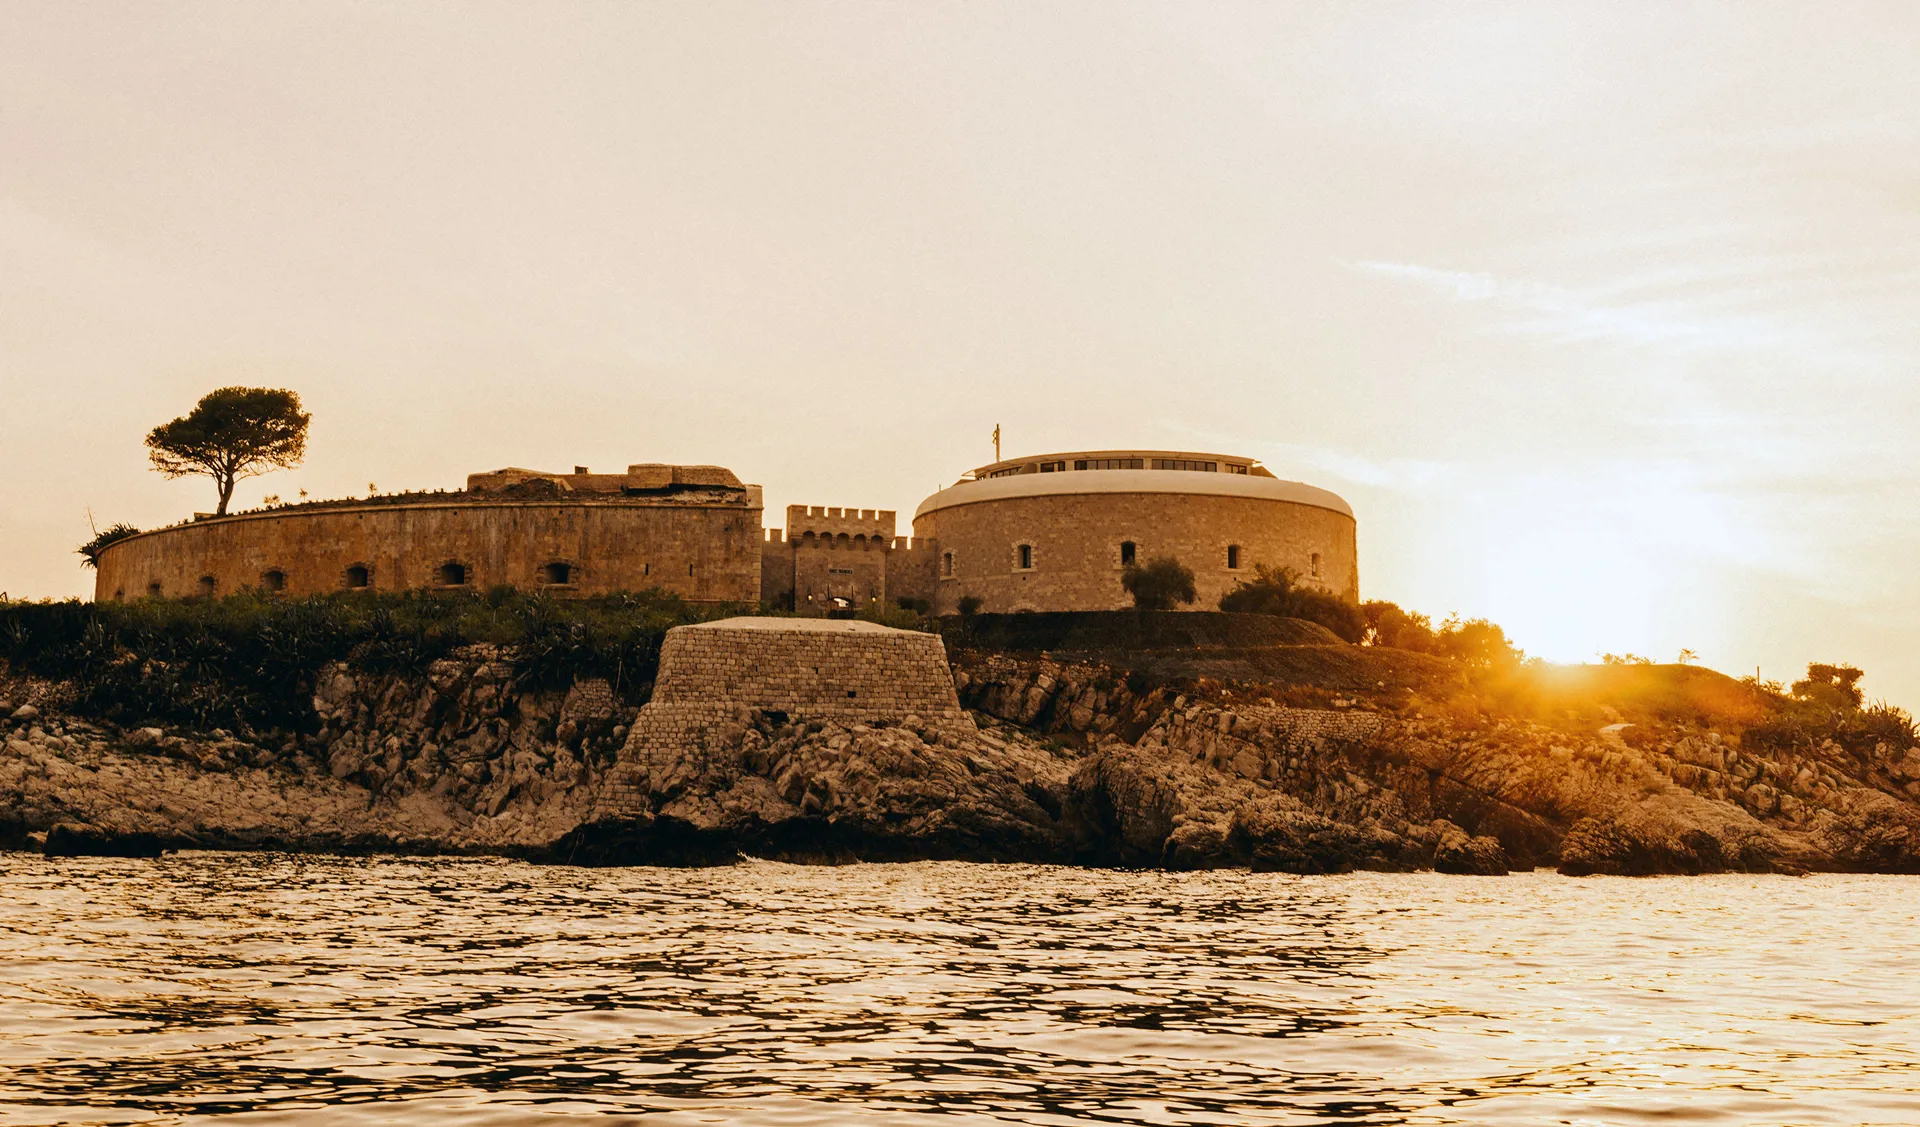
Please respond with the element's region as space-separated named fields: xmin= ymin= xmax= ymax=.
xmin=1792 ymin=662 xmax=1866 ymax=710
xmin=1361 ymin=600 xmax=1522 ymax=668
xmin=1122 ymin=557 xmax=1197 ymax=611
xmin=1218 ymin=565 xmax=1364 ymax=643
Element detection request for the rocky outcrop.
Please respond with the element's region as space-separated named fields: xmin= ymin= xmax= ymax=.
xmin=558 ymin=710 xmax=1074 ymax=864
xmin=7 ymin=645 xmax=1920 ymax=875
xmin=954 ymin=654 xmax=1920 ymax=876
xmin=0 ymin=648 xmax=629 ymax=857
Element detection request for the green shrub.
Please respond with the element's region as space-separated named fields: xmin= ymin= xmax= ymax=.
xmin=1361 ymin=599 xmax=1522 ymax=667
xmin=1792 ymin=662 xmax=1866 ymax=709
xmin=1219 ymin=564 xmax=1363 ymax=641
xmin=857 ymin=602 xmax=932 ymax=631
xmin=1121 ymin=557 xmax=1196 ymax=611
xmin=75 ymin=524 xmax=141 ymax=570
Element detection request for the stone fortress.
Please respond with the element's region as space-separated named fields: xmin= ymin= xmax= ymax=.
xmin=94 ymin=447 xmax=1358 ymax=614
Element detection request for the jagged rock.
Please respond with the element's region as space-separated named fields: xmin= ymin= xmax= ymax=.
xmin=1230 ymin=796 xmax=1400 ymax=874
xmin=1433 ymin=825 xmax=1509 ymax=875
xmin=7 ymin=643 xmax=1920 ymax=874
xmin=43 ymin=822 xmax=163 ymax=858
xmin=10 ymin=705 xmax=39 ymax=723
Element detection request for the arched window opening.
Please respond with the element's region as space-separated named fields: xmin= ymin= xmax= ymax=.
xmin=438 ymin=562 xmax=468 ymax=587
xmin=1120 ymin=541 xmax=1136 ymax=566
xmin=1226 ymin=545 xmax=1241 ymax=570
xmin=113 ymin=589 xmax=125 ymax=602
xmin=1310 ymin=552 xmax=1322 ymax=578
xmin=343 ymin=565 xmax=371 ymax=589
xmin=1017 ymin=544 xmax=1033 ymax=570
xmin=146 ymin=582 xmax=163 ymax=598
xmin=261 ymin=569 xmax=287 ymax=593
xmin=541 ymin=562 xmax=572 ymax=585
xmin=196 ymin=576 xmax=216 ymax=598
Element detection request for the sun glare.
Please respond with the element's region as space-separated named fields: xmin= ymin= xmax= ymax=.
xmin=1432 ymin=464 xmax=1759 ymax=664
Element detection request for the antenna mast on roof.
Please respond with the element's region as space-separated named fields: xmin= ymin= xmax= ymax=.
xmin=992 ymin=423 xmax=1001 ymax=462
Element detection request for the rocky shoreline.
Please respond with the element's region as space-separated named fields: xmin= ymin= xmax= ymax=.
xmin=6 ymin=645 xmax=1920 ymax=875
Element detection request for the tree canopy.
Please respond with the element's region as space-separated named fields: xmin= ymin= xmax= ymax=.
xmin=1121 ymin=556 xmax=1196 ymax=611
xmin=1792 ymin=663 xmax=1866 ymax=710
xmin=1360 ymin=599 xmax=1523 ymax=667
xmin=145 ymin=387 xmax=311 ymax=515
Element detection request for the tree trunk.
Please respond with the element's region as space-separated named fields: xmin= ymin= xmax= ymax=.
xmin=216 ymin=473 xmax=235 ymax=516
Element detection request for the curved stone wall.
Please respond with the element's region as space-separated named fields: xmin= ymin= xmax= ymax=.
xmin=910 ymin=454 xmax=1357 ymax=614
xmin=93 ymin=497 xmax=763 ymax=603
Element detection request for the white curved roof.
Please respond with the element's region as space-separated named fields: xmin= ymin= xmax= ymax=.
xmin=914 ymin=467 xmax=1354 ymax=520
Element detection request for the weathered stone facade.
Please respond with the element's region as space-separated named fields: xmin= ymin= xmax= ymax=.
xmin=596 ymin=617 xmax=976 ymax=820
xmin=93 ymin=464 xmax=763 ymax=603
xmin=92 ymin=447 xmax=1355 ymax=618
xmin=760 ymin=506 xmax=941 ymax=615
xmin=911 ymin=451 xmax=1357 ymax=614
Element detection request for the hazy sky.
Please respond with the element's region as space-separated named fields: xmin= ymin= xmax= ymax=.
xmin=4 ymin=3 xmax=1918 ymax=700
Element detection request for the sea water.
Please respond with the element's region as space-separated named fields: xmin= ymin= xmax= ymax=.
xmin=1 ymin=854 xmax=1915 ymax=1125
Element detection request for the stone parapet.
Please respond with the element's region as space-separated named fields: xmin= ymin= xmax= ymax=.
xmin=595 ymin=618 xmax=977 ymax=819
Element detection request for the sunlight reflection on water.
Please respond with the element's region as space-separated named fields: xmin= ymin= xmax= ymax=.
xmin=1 ymin=854 xmax=1916 ymax=1125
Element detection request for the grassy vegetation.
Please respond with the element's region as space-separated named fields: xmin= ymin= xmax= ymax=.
xmin=0 ymin=588 xmax=733 ymax=734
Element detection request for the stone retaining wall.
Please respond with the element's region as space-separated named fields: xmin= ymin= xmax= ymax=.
xmin=597 ymin=618 xmax=977 ymax=819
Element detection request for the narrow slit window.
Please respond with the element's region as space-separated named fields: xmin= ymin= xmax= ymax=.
xmin=1119 ymin=541 xmax=1136 ymax=566
xmin=1226 ymin=545 xmax=1241 ymax=570
xmin=1017 ymin=544 xmax=1033 ymax=570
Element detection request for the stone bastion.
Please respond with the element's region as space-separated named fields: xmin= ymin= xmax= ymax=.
xmin=92 ymin=464 xmax=763 ymax=603
xmin=911 ymin=449 xmax=1358 ymax=615
xmin=596 ymin=617 xmax=975 ymax=819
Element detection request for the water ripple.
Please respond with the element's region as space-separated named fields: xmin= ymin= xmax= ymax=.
xmin=1 ymin=854 xmax=1917 ymax=1125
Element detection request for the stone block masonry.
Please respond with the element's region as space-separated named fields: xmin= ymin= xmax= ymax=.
xmin=596 ymin=617 xmax=977 ymax=819
xmin=653 ymin=617 xmax=967 ymax=720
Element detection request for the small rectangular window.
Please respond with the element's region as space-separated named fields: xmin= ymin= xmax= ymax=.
xmin=1227 ymin=545 xmax=1240 ymax=569
xmin=1120 ymin=541 xmax=1136 ymax=566
xmin=1225 ymin=463 xmax=1249 ymax=474
xmin=1018 ymin=544 xmax=1032 ymax=569
xmin=1152 ymin=458 xmax=1217 ymax=472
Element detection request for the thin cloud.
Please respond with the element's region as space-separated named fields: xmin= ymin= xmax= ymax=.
xmin=1348 ymin=259 xmax=1818 ymax=353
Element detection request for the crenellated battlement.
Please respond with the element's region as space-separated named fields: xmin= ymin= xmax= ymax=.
xmin=785 ymin=505 xmax=895 ymax=540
